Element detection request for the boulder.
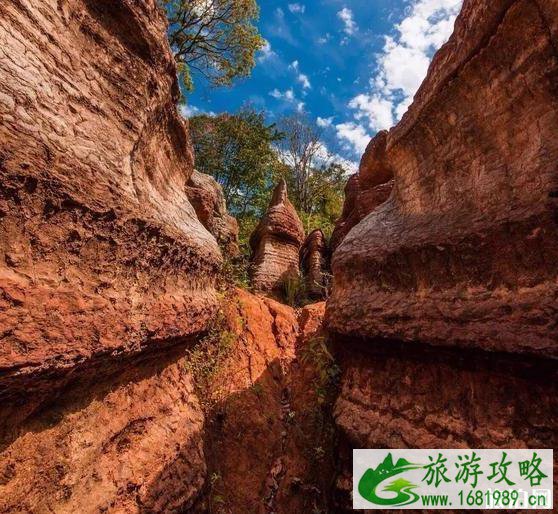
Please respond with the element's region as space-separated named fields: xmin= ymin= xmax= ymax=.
xmin=328 ymin=0 xmax=558 ymax=357
xmin=330 ymin=173 xmax=393 ymax=251
xmin=186 ymin=170 xmax=240 ymax=257
xmin=300 ymin=229 xmax=329 ymax=299
xmin=249 ymin=179 xmax=305 ymax=294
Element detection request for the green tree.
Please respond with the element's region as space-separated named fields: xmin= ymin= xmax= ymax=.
xmin=189 ymin=108 xmax=284 ymax=250
xmin=189 ymin=109 xmax=348 ymax=255
xmin=162 ymin=0 xmax=264 ymax=91
xmin=277 ymin=114 xmax=347 ymax=237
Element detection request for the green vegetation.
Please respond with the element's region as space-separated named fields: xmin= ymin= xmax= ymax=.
xmin=189 ymin=108 xmax=285 ymax=255
xmin=162 ymin=0 xmax=264 ymax=91
xmin=276 ymin=114 xmax=346 ymax=238
xmin=183 ymin=308 xmax=237 ymax=408
xmin=190 ymin=109 xmax=348 ymax=258
xmin=281 ymin=274 xmax=304 ymax=307
xmin=300 ymin=336 xmax=341 ymax=403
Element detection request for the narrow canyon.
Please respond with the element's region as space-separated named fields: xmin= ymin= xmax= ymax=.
xmin=0 ymin=0 xmax=556 ymax=513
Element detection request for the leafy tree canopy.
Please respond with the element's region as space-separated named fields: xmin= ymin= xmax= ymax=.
xmin=189 ymin=110 xmax=348 ymax=254
xmin=189 ymin=108 xmax=284 ymax=251
xmin=162 ymin=0 xmax=265 ymax=91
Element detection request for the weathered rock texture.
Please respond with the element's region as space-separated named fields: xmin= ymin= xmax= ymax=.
xmin=186 ymin=170 xmax=239 ymax=257
xmin=0 ymin=0 xmax=224 ymax=510
xmin=328 ymin=0 xmax=558 ymax=357
xmin=330 ymin=132 xmax=394 ymax=251
xmin=0 ymin=284 xmax=335 ymax=513
xmin=250 ymin=179 xmax=305 ymax=293
xmin=328 ymin=0 xmax=558 ymax=508
xmin=333 ymin=339 xmax=558 ymax=511
xmin=0 ymin=0 xmax=222 ymax=414
xmin=300 ymin=229 xmax=329 ymax=299
xmin=0 ymin=348 xmax=207 ymax=513
xmin=194 ymin=291 xmax=336 ymax=514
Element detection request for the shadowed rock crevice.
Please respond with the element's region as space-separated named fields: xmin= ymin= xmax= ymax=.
xmin=330 ymin=334 xmax=558 ymax=511
xmin=0 ymin=339 xmax=207 ymax=513
xmin=300 ymin=229 xmax=330 ymax=300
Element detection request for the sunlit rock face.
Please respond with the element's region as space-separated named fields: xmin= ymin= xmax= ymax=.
xmin=186 ymin=170 xmax=240 ymax=258
xmin=249 ymin=179 xmax=305 ymax=294
xmin=300 ymin=229 xmax=329 ymax=299
xmin=0 ymin=0 xmax=222 ymax=510
xmin=328 ymin=3 xmax=558 ymax=508
xmin=328 ymin=0 xmax=558 ymax=357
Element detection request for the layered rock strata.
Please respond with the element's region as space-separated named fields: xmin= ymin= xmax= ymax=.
xmin=328 ymin=0 xmax=558 ymax=357
xmin=332 ymin=338 xmax=558 ymax=510
xmin=0 ymin=0 xmax=220 ymax=510
xmin=300 ymin=229 xmax=329 ymax=299
xmin=328 ymin=0 xmax=558 ymax=508
xmin=250 ymin=179 xmax=305 ymax=294
xmin=193 ymin=291 xmax=336 ymax=513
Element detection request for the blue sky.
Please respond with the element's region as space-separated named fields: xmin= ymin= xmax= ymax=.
xmin=182 ymin=0 xmax=463 ymax=171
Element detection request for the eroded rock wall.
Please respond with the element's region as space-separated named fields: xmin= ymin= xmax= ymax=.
xmin=328 ymin=0 xmax=558 ymax=508
xmin=0 ymin=0 xmax=222 ymax=510
xmin=193 ymin=290 xmax=336 ymax=514
xmin=186 ymin=170 xmax=240 ymax=258
xmin=300 ymin=229 xmax=329 ymax=299
xmin=332 ymin=339 xmax=558 ymax=510
xmin=0 ymin=0 xmax=221 ymax=417
xmin=328 ymin=0 xmax=558 ymax=357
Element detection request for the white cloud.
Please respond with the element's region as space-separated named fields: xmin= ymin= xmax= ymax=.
xmin=315 ymin=142 xmax=359 ymax=174
xmin=258 ymin=40 xmax=275 ymax=62
xmin=348 ymin=0 xmax=462 ymax=132
xmin=290 ymin=60 xmax=311 ymax=89
xmin=335 ymin=122 xmax=371 ymax=155
xmin=288 ymin=3 xmax=305 ymax=14
xmin=180 ymin=104 xmax=215 ymax=118
xmin=337 ymin=7 xmax=357 ymax=36
xmin=349 ymin=94 xmax=394 ymax=131
xmin=268 ymin=7 xmax=297 ymax=45
xmin=298 ymin=73 xmax=311 ymax=89
xmin=317 ymin=33 xmax=331 ymax=45
xmin=278 ymin=140 xmax=358 ymax=175
xmin=316 ymin=116 xmax=334 ymax=128
xmin=269 ymin=88 xmax=295 ymax=101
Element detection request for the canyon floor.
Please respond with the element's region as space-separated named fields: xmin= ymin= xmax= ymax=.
xmin=1 ymin=0 xmax=557 ymax=512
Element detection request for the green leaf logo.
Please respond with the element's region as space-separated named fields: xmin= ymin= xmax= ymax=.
xmin=358 ymin=453 xmax=423 ymax=506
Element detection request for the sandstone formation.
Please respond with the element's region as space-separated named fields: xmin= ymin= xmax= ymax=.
xmin=333 ymin=339 xmax=558 ymax=510
xmin=186 ymin=170 xmax=240 ymax=257
xmin=192 ymin=291 xmax=336 ymax=513
xmin=328 ymin=0 xmax=558 ymax=507
xmin=300 ymin=229 xmax=329 ymax=299
xmin=330 ymin=174 xmax=393 ymax=251
xmin=250 ymin=179 xmax=305 ymax=294
xmin=328 ymin=0 xmax=558 ymax=357
xmin=0 ymin=0 xmax=221 ymax=510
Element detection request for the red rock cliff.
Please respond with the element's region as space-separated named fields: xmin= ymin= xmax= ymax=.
xmin=328 ymin=0 xmax=558 ymax=357
xmin=0 ymin=0 xmax=223 ymax=510
xmin=327 ymin=0 xmax=558 ymax=508
xmin=0 ymin=0 xmax=222 ymax=408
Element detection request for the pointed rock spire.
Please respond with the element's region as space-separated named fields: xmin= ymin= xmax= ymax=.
xmin=300 ymin=229 xmax=329 ymax=299
xmin=249 ymin=179 xmax=304 ymax=294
